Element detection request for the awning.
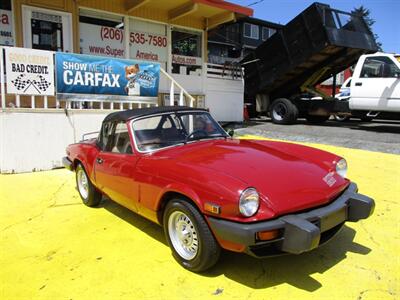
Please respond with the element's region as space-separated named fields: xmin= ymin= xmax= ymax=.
xmin=125 ymin=0 xmax=253 ymax=29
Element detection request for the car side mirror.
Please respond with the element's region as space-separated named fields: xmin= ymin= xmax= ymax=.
xmin=227 ymin=129 xmax=235 ymax=137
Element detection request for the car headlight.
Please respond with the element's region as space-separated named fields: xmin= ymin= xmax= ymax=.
xmin=239 ymin=188 xmax=259 ymax=217
xmin=336 ymin=158 xmax=347 ymax=178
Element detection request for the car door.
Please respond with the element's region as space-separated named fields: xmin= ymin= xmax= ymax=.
xmin=351 ymin=56 xmax=400 ymax=111
xmin=94 ymin=121 xmax=140 ymax=213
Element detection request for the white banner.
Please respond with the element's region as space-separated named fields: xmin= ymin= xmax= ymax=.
xmin=6 ymin=47 xmax=55 ymax=95
xmin=0 ymin=9 xmax=14 ymax=46
xmin=80 ymin=23 xmax=125 ymax=58
xmin=129 ymin=30 xmax=167 ymax=63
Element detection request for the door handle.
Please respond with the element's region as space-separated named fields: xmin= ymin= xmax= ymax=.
xmin=355 ymin=82 xmax=362 ymax=86
xmin=96 ymin=158 xmax=103 ymax=164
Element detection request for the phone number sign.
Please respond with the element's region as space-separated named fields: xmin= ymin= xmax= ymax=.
xmin=129 ymin=30 xmax=167 ymax=63
xmin=80 ymin=22 xmax=167 ymax=63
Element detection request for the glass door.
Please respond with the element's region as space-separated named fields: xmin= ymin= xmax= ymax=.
xmin=22 ymin=5 xmax=72 ymax=52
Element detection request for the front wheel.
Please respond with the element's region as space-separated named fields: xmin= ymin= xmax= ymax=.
xmin=76 ymin=163 xmax=102 ymax=207
xmin=163 ymin=199 xmax=221 ymax=272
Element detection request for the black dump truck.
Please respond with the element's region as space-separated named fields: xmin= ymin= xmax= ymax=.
xmin=242 ymin=2 xmax=378 ymax=124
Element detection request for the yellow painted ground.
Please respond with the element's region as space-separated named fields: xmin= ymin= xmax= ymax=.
xmin=0 ymin=136 xmax=399 ymax=300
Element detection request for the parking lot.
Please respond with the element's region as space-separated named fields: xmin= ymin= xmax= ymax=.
xmin=1 ymin=129 xmax=399 ymax=299
xmin=236 ymin=118 xmax=400 ymax=154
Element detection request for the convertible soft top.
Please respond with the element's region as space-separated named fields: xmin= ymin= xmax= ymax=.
xmin=103 ymin=106 xmax=207 ymax=123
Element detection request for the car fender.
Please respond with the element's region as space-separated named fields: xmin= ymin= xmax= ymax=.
xmin=156 ymin=182 xmax=202 ymax=212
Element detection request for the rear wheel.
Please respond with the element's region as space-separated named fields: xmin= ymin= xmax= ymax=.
xmin=76 ymin=163 xmax=102 ymax=207
xmin=163 ymin=199 xmax=220 ymax=272
xmin=305 ymin=115 xmax=330 ymax=124
xmin=270 ymin=98 xmax=298 ymax=124
xmin=334 ymin=114 xmax=350 ymax=122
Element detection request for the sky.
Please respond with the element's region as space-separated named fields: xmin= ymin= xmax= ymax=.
xmin=230 ymin=0 xmax=400 ymax=53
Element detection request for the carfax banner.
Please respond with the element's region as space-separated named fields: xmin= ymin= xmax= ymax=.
xmin=5 ymin=47 xmax=54 ymax=95
xmin=55 ymin=53 xmax=160 ymax=98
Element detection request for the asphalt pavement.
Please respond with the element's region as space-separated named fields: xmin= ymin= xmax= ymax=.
xmin=234 ymin=118 xmax=400 ymax=154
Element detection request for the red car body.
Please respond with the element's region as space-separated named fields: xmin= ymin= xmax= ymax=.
xmin=63 ymin=107 xmax=374 ymax=271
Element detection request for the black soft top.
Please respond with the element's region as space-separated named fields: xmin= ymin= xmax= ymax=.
xmin=103 ymin=106 xmax=207 ymax=123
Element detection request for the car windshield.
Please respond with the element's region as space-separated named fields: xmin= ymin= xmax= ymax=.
xmin=132 ymin=111 xmax=228 ymax=152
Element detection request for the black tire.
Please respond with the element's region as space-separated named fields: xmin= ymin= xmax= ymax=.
xmin=163 ymin=199 xmax=221 ymax=272
xmin=270 ymin=98 xmax=298 ymax=124
xmin=75 ymin=163 xmax=102 ymax=207
xmin=305 ymin=115 xmax=330 ymax=124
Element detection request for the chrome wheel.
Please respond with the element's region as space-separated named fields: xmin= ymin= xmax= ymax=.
xmin=77 ymin=168 xmax=89 ymax=200
xmin=168 ymin=211 xmax=199 ymax=260
xmin=272 ymin=103 xmax=287 ymax=121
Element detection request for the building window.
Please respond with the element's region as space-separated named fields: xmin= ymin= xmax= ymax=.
xmin=171 ymin=29 xmax=202 ymax=75
xmin=22 ymin=6 xmax=73 ymax=52
xmin=243 ymin=23 xmax=259 ymax=40
xmin=129 ymin=18 xmax=167 ymax=68
xmin=79 ymin=9 xmax=125 ymax=58
xmin=262 ymin=27 xmax=276 ymax=41
xmin=31 ymin=12 xmax=63 ymax=51
xmin=0 ymin=0 xmax=13 ymax=46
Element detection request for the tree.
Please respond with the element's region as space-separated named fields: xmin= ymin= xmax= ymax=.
xmin=352 ymin=5 xmax=383 ymax=51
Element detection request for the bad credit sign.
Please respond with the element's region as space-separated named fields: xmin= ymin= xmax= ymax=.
xmin=5 ymin=47 xmax=54 ymax=95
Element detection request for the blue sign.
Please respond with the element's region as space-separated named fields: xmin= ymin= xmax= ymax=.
xmin=55 ymin=53 xmax=160 ymax=97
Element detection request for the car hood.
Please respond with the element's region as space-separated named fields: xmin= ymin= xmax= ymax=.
xmin=156 ymin=138 xmax=349 ymax=217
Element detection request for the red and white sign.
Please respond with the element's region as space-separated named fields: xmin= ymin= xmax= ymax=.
xmin=129 ymin=30 xmax=167 ymax=63
xmin=80 ymin=23 xmax=125 ymax=58
xmin=172 ymin=54 xmax=202 ymax=66
xmin=0 ymin=9 xmax=14 ymax=46
xmin=80 ymin=22 xmax=168 ymax=63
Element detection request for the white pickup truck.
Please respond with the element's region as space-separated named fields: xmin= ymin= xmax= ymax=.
xmin=340 ymin=52 xmax=400 ymax=120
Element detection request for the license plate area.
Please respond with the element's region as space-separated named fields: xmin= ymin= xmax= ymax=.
xmin=319 ymin=206 xmax=347 ymax=232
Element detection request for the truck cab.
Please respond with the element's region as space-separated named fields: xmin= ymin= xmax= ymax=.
xmin=350 ymin=53 xmax=400 ymax=112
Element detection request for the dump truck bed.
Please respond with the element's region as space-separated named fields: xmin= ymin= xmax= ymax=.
xmin=242 ymin=2 xmax=378 ymax=99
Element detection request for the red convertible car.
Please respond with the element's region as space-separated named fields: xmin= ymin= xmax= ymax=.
xmin=63 ymin=106 xmax=374 ymax=272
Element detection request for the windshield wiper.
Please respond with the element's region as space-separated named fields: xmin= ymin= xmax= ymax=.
xmin=186 ymin=134 xmax=228 ymax=143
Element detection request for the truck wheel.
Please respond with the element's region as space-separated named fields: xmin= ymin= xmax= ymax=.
xmin=270 ymin=98 xmax=298 ymax=124
xmin=163 ymin=199 xmax=221 ymax=272
xmin=305 ymin=115 xmax=330 ymax=124
xmin=76 ymin=163 xmax=102 ymax=207
xmin=334 ymin=114 xmax=350 ymax=122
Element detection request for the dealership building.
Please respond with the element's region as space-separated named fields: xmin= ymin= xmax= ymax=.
xmin=0 ymin=0 xmax=253 ymax=173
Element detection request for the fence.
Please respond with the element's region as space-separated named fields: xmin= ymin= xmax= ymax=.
xmin=206 ymin=62 xmax=243 ymax=80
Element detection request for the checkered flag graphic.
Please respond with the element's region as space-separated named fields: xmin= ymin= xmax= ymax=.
xmin=11 ymin=74 xmax=29 ymax=91
xmin=33 ymin=75 xmax=51 ymax=92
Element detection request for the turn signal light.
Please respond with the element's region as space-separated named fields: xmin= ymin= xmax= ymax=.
xmin=257 ymin=230 xmax=279 ymax=241
xmin=204 ymin=202 xmax=220 ymax=214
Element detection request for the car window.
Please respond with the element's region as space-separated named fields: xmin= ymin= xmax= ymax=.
xmin=133 ymin=115 xmax=174 ymax=130
xmin=132 ymin=112 xmax=227 ymax=152
xmin=361 ymin=57 xmax=400 ymax=78
xmin=99 ymin=122 xmax=115 ymax=151
xmin=103 ymin=122 xmax=132 ymax=154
